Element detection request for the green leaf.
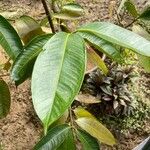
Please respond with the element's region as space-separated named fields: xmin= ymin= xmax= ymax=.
xmin=138 ymin=55 xmax=150 ymax=73
xmin=75 ymin=117 xmax=116 ymax=146
xmin=77 ymin=22 xmax=150 ymax=57
xmin=74 ymin=107 xmax=95 ymax=119
xmin=87 ymin=47 xmax=108 ymax=75
xmin=57 ymin=129 xmax=76 ymax=150
xmin=62 ymin=3 xmax=84 ymax=16
xmin=139 ymin=7 xmax=150 ymax=20
xmin=132 ymin=25 xmax=150 ymax=72
xmin=0 ymin=15 xmax=23 ymax=60
xmin=124 ymin=0 xmax=138 ymax=18
xmin=31 ymin=32 xmax=86 ymax=132
xmin=53 ymin=3 xmax=84 ymax=20
xmin=11 ymin=34 xmax=52 ymax=85
xmin=77 ymin=129 xmax=100 ymax=150
xmin=15 ymin=15 xmax=44 ymax=44
xmin=0 ymin=79 xmax=11 ymax=119
xmin=78 ymin=31 xmax=123 ymax=63
xmin=33 ymin=124 xmax=71 ymax=150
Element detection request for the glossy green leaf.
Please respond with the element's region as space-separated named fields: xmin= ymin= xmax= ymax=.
xmin=77 ymin=129 xmax=100 ymax=150
xmin=0 ymin=79 xmax=11 ymax=118
xmin=76 ymin=117 xmax=116 ymax=146
xmin=53 ymin=3 xmax=84 ymax=20
xmin=139 ymin=7 xmax=150 ymax=20
xmin=57 ymin=129 xmax=76 ymax=150
xmin=87 ymin=47 xmax=108 ymax=75
xmin=15 ymin=15 xmax=44 ymax=44
xmin=78 ymin=31 xmax=123 ymax=63
xmin=74 ymin=107 xmax=95 ymax=119
xmin=11 ymin=34 xmax=52 ymax=85
xmin=0 ymin=15 xmax=23 ymax=60
xmin=31 ymin=32 xmax=86 ymax=132
xmin=132 ymin=25 xmax=150 ymax=72
xmin=124 ymin=0 xmax=138 ymax=18
xmin=34 ymin=124 xmax=71 ymax=150
xmin=77 ymin=22 xmax=150 ymax=57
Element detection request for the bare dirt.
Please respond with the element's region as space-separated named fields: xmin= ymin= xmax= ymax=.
xmin=0 ymin=0 xmax=150 ymax=150
xmin=0 ymin=79 xmax=42 ymax=150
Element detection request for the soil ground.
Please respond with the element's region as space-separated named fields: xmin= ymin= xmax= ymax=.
xmin=0 ymin=0 xmax=150 ymax=150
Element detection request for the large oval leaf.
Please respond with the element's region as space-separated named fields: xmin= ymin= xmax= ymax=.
xmin=31 ymin=32 xmax=86 ymax=132
xmin=0 ymin=79 xmax=11 ymax=118
xmin=76 ymin=117 xmax=116 ymax=146
xmin=77 ymin=22 xmax=150 ymax=57
xmin=0 ymin=15 xmax=23 ymax=60
xmin=11 ymin=34 xmax=52 ymax=85
xmin=15 ymin=15 xmax=44 ymax=44
xmin=33 ymin=124 xmax=71 ymax=150
xmin=78 ymin=31 xmax=123 ymax=63
xmin=57 ymin=129 xmax=76 ymax=150
xmin=74 ymin=107 xmax=95 ymax=119
xmin=77 ymin=129 xmax=100 ymax=150
xmin=53 ymin=3 xmax=84 ymax=20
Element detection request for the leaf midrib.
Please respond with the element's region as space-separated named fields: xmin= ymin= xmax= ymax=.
xmin=0 ymin=31 xmax=17 ymax=60
xmin=77 ymin=28 xmax=150 ymax=57
xmin=44 ymin=33 xmax=70 ymax=130
xmin=76 ymin=117 xmax=115 ymax=145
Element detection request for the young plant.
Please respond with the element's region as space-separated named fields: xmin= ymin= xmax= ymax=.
xmin=0 ymin=0 xmax=150 ymax=149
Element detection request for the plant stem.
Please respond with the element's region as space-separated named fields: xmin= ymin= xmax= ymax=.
xmin=41 ymin=0 xmax=55 ymax=33
xmin=125 ymin=17 xmax=139 ymax=28
xmin=69 ymin=107 xmax=74 ymax=127
xmin=69 ymin=107 xmax=78 ymax=144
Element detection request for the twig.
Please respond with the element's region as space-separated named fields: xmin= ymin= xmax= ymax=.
xmin=69 ymin=107 xmax=78 ymax=144
xmin=69 ymin=107 xmax=74 ymax=127
xmin=125 ymin=17 xmax=139 ymax=28
xmin=115 ymin=9 xmax=123 ymax=26
xmin=41 ymin=0 xmax=55 ymax=33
